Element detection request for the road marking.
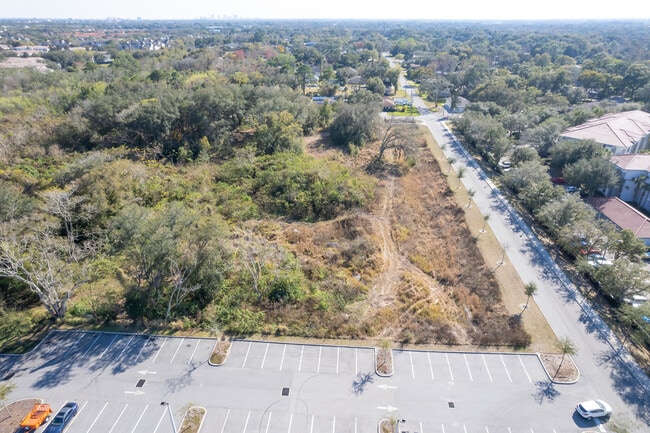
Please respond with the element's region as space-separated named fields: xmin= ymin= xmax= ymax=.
xmin=318 ymin=347 xmax=322 ymax=373
xmin=378 ymin=384 xmax=397 ymax=390
xmin=482 ymin=354 xmax=493 ymax=382
xmin=419 ymin=421 xmax=424 ymax=433
xmin=108 ymin=404 xmax=128 ymax=433
xmin=81 ymin=334 xmax=101 ymax=358
xmin=445 ymin=353 xmax=454 ymax=381
xmin=356 ymin=417 xmax=358 ymax=433
xmin=130 ymin=405 xmax=148 ymax=433
xmin=135 ymin=337 xmax=150 ymax=363
xmin=463 ymin=424 xmax=468 ymax=433
xmin=124 ymin=390 xmax=145 ymax=395
xmin=242 ymin=341 xmax=252 ymax=368
xmin=170 ymin=338 xmax=184 ymax=364
xmin=220 ymin=409 xmax=230 ymax=433
xmin=280 ymin=345 xmax=287 ymax=370
xmin=100 ymin=334 xmax=118 ymax=359
xmin=409 ymin=352 xmax=416 ymax=379
xmin=309 ymin=415 xmax=314 ymax=433
xmin=507 ymin=427 xmax=512 ymax=433
xmin=117 ymin=335 xmax=135 ymax=361
xmin=377 ymin=405 xmax=398 ymax=411
xmin=355 ymin=349 xmax=358 ymax=375
xmin=530 ymin=428 xmax=535 ymax=433
xmin=441 ymin=424 xmax=446 ymax=433
xmin=86 ymin=402 xmax=109 ymax=433
xmin=427 ymin=353 xmax=435 ymax=380
xmin=264 ymin=412 xmax=272 ymax=433
xmin=151 ymin=337 xmax=167 ymax=364
xmin=332 ymin=416 xmax=336 ymax=433
xmin=261 ymin=343 xmax=270 ymax=370
xmin=500 ymin=355 xmax=512 ymax=382
xmin=596 ymin=419 xmax=606 ymax=432
xmin=298 ymin=346 xmax=305 ymax=372
xmin=518 ymin=355 xmax=532 ymax=383
xmin=188 ymin=340 xmax=200 ymax=365
xmin=66 ymin=400 xmax=87 ymax=430
xmin=288 ymin=413 xmax=293 ymax=433
xmin=242 ymin=411 xmax=251 ymax=433
xmin=336 ymin=348 xmax=340 ymax=374
xmin=464 ymin=354 xmax=473 ymax=382
xmin=485 ymin=426 xmax=489 ymax=433
xmin=63 ymin=338 xmax=81 ymax=358
xmin=137 ymin=369 xmax=157 ymax=375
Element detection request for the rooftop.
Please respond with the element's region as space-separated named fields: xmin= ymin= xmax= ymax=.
xmin=587 ymin=196 xmax=650 ymax=239
xmin=560 ymin=110 xmax=650 ymax=151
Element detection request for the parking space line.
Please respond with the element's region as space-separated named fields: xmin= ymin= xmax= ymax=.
xmin=481 ymin=355 xmax=493 ymax=382
xmin=151 ymin=337 xmax=167 ymax=364
xmin=298 ymin=346 xmax=304 ymax=372
xmin=500 ymin=355 xmax=512 ymax=382
xmin=355 ymin=417 xmax=358 ymax=433
xmin=288 ymin=413 xmax=293 ymax=433
xmin=318 ymin=347 xmax=322 ymax=373
xmin=507 ymin=427 xmax=512 ymax=433
xmin=441 ymin=423 xmax=446 ymax=433
xmin=81 ymin=334 xmax=101 ymax=358
xmin=419 ymin=421 xmax=423 ymax=433
xmin=116 ymin=335 xmax=135 ymax=361
xmin=427 ymin=353 xmax=435 ymax=380
xmin=464 ymin=354 xmax=473 ymax=382
xmin=355 ymin=349 xmax=358 ymax=375
xmin=463 ymin=424 xmax=468 ymax=433
xmin=63 ymin=338 xmax=81 ymax=358
xmin=265 ymin=412 xmax=272 ymax=433
xmin=409 ymin=352 xmax=415 ymax=379
xmin=242 ymin=342 xmax=252 ymax=368
xmin=188 ymin=340 xmax=200 ymax=365
xmin=243 ymin=410 xmax=251 ymax=433
xmin=100 ymin=334 xmax=118 ymax=359
xmin=280 ymin=345 xmax=287 ymax=370
xmin=87 ymin=402 xmax=109 ymax=433
xmin=153 ymin=406 xmax=166 ymax=433
xmin=445 ymin=353 xmax=454 ymax=381
xmin=336 ymin=348 xmax=340 ymax=374
xmin=261 ymin=343 xmax=270 ymax=370
xmin=136 ymin=337 xmax=151 ymax=363
xmin=66 ymin=400 xmax=87 ymax=430
xmin=332 ymin=416 xmax=336 ymax=433
xmin=485 ymin=426 xmax=490 ymax=433
xmin=130 ymin=405 xmax=149 ymax=433
xmin=309 ymin=415 xmax=314 ymax=433
xmin=108 ymin=403 xmax=128 ymax=433
xmin=169 ymin=338 xmax=184 ymax=364
xmin=518 ymin=355 xmax=532 ymax=383
xmin=220 ymin=409 xmax=230 ymax=433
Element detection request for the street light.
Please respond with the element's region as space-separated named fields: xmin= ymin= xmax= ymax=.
xmin=160 ymin=402 xmax=178 ymax=433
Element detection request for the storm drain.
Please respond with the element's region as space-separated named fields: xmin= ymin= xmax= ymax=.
xmin=448 ymin=402 xmax=455 ymax=408
xmin=136 ymin=379 xmax=146 ymax=388
xmin=281 ymin=387 xmax=290 ymax=396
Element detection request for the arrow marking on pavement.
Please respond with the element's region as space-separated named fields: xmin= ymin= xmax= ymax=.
xmin=124 ymin=390 xmax=145 ymax=396
xmin=377 ymin=384 xmax=397 ymax=390
xmin=377 ymin=405 xmax=398 ymax=411
xmin=137 ymin=370 xmax=157 ymax=375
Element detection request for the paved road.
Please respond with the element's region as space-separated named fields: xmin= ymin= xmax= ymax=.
xmin=409 ymin=86 xmax=650 ymax=429
xmin=0 ymin=331 xmax=623 ymax=433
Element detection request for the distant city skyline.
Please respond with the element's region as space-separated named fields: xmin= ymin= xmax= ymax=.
xmin=2 ymin=0 xmax=647 ymax=21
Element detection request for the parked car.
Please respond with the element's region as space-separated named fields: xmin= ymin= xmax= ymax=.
xmin=551 ymin=177 xmax=566 ymax=184
xmin=499 ymin=160 xmax=512 ymax=171
xmin=565 ymin=185 xmax=579 ymax=193
xmin=587 ymin=253 xmax=612 ymax=268
xmin=576 ymin=399 xmax=612 ymax=419
xmin=43 ymin=402 xmax=78 ymax=433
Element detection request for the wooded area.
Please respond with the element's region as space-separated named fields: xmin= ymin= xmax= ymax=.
xmin=1 ymin=19 xmax=649 ymax=357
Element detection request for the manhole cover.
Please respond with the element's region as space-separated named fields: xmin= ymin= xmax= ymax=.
xmin=136 ymin=379 xmax=146 ymax=388
xmin=448 ymin=402 xmax=455 ymax=408
xmin=281 ymin=387 xmax=290 ymax=396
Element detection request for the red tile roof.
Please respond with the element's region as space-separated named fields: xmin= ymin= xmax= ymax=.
xmin=560 ymin=110 xmax=650 ymax=151
xmin=587 ymin=196 xmax=650 ymax=239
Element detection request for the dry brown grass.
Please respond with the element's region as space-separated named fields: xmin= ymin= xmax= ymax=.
xmin=0 ymin=399 xmax=42 ymax=433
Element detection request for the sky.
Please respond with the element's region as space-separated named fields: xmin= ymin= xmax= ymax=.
xmin=2 ymin=0 xmax=648 ymax=21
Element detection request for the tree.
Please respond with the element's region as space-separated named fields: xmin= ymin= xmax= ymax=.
xmin=329 ymin=97 xmax=380 ymax=148
xmin=295 ymin=63 xmax=313 ymax=95
xmin=522 ymin=282 xmax=538 ymax=313
xmin=554 ymin=337 xmax=577 ymax=379
xmin=0 ymin=381 xmax=16 ymax=417
xmin=252 ymin=111 xmax=303 ymax=155
xmin=467 ymin=189 xmax=476 ymax=207
xmin=563 ymin=157 xmax=621 ymax=197
xmin=592 ymin=258 xmax=650 ymax=302
xmin=606 ymin=228 xmax=647 ymax=262
xmin=480 ymin=214 xmax=490 ymax=233
xmin=377 ymin=121 xmax=419 ymax=161
xmin=456 ymin=166 xmax=466 ymax=189
xmin=365 ymin=77 xmax=386 ymax=95
xmin=446 ymin=157 xmax=457 ymax=174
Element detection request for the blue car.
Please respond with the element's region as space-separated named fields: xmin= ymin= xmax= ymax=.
xmin=42 ymin=402 xmax=78 ymax=433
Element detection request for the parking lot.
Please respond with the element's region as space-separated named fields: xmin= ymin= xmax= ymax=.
xmin=1 ymin=331 xmax=597 ymax=433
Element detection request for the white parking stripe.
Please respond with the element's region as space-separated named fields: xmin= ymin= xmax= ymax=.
xmin=220 ymin=409 xmax=230 ymax=433
xmin=427 ymin=353 xmax=435 ymax=380
xmin=130 ymin=405 xmax=148 ymax=433
xmin=332 ymin=416 xmax=336 ymax=433
xmin=81 ymin=334 xmax=101 ymax=358
xmin=288 ymin=413 xmax=293 ymax=433
xmin=485 ymin=426 xmax=489 ymax=433
xmin=482 ymin=354 xmax=493 ymax=382
xmin=100 ymin=334 xmax=118 ymax=358
xmin=298 ymin=346 xmax=304 ymax=372
xmin=242 ymin=341 xmax=252 ymax=368
xmin=419 ymin=421 xmax=424 ymax=433
xmin=310 ymin=415 xmax=314 ymax=433
xmin=117 ymin=335 xmax=135 ymax=360
xmin=265 ymin=412 xmax=272 ymax=433
xmin=355 ymin=349 xmax=358 ymax=375
xmin=518 ymin=355 xmax=532 ymax=383
xmin=463 ymin=424 xmax=468 ymax=433
xmin=242 ymin=411 xmax=251 ymax=433
xmin=336 ymin=348 xmax=340 ymax=374
xmin=318 ymin=347 xmax=322 ymax=373
xmin=445 ymin=353 xmax=454 ymax=381
xmin=135 ymin=337 xmax=151 ymax=363
xmin=188 ymin=340 xmax=200 ymax=364
xmin=464 ymin=354 xmax=473 ymax=382
xmin=410 ymin=352 xmax=415 ymax=379
xmin=86 ymin=402 xmax=109 ymax=433
xmin=151 ymin=337 xmax=167 ymax=364
xmin=500 ymin=355 xmax=512 ymax=382
xmin=441 ymin=423 xmax=446 ymax=433
xmin=261 ymin=343 xmax=270 ymax=370
xmin=66 ymin=401 xmax=87 ymax=430
xmin=280 ymin=345 xmax=286 ymax=370
xmin=169 ymin=338 xmax=184 ymax=364
xmin=108 ymin=404 xmax=128 ymax=433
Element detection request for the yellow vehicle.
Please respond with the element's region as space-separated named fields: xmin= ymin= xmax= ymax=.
xmin=19 ymin=403 xmax=52 ymax=430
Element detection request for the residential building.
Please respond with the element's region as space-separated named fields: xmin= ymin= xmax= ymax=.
xmin=587 ymin=197 xmax=650 ymax=245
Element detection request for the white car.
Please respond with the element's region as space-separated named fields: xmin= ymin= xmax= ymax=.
xmin=576 ymin=399 xmax=612 ymax=419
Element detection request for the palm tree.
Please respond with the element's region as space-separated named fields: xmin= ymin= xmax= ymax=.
xmin=467 ymin=189 xmax=476 ymax=207
xmin=480 ymin=214 xmax=490 ymax=233
xmin=522 ymin=282 xmax=538 ymax=314
xmin=456 ymin=166 xmax=466 ymax=189
xmin=554 ymin=337 xmax=577 ymax=379
xmin=446 ymin=157 xmax=456 ymax=173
